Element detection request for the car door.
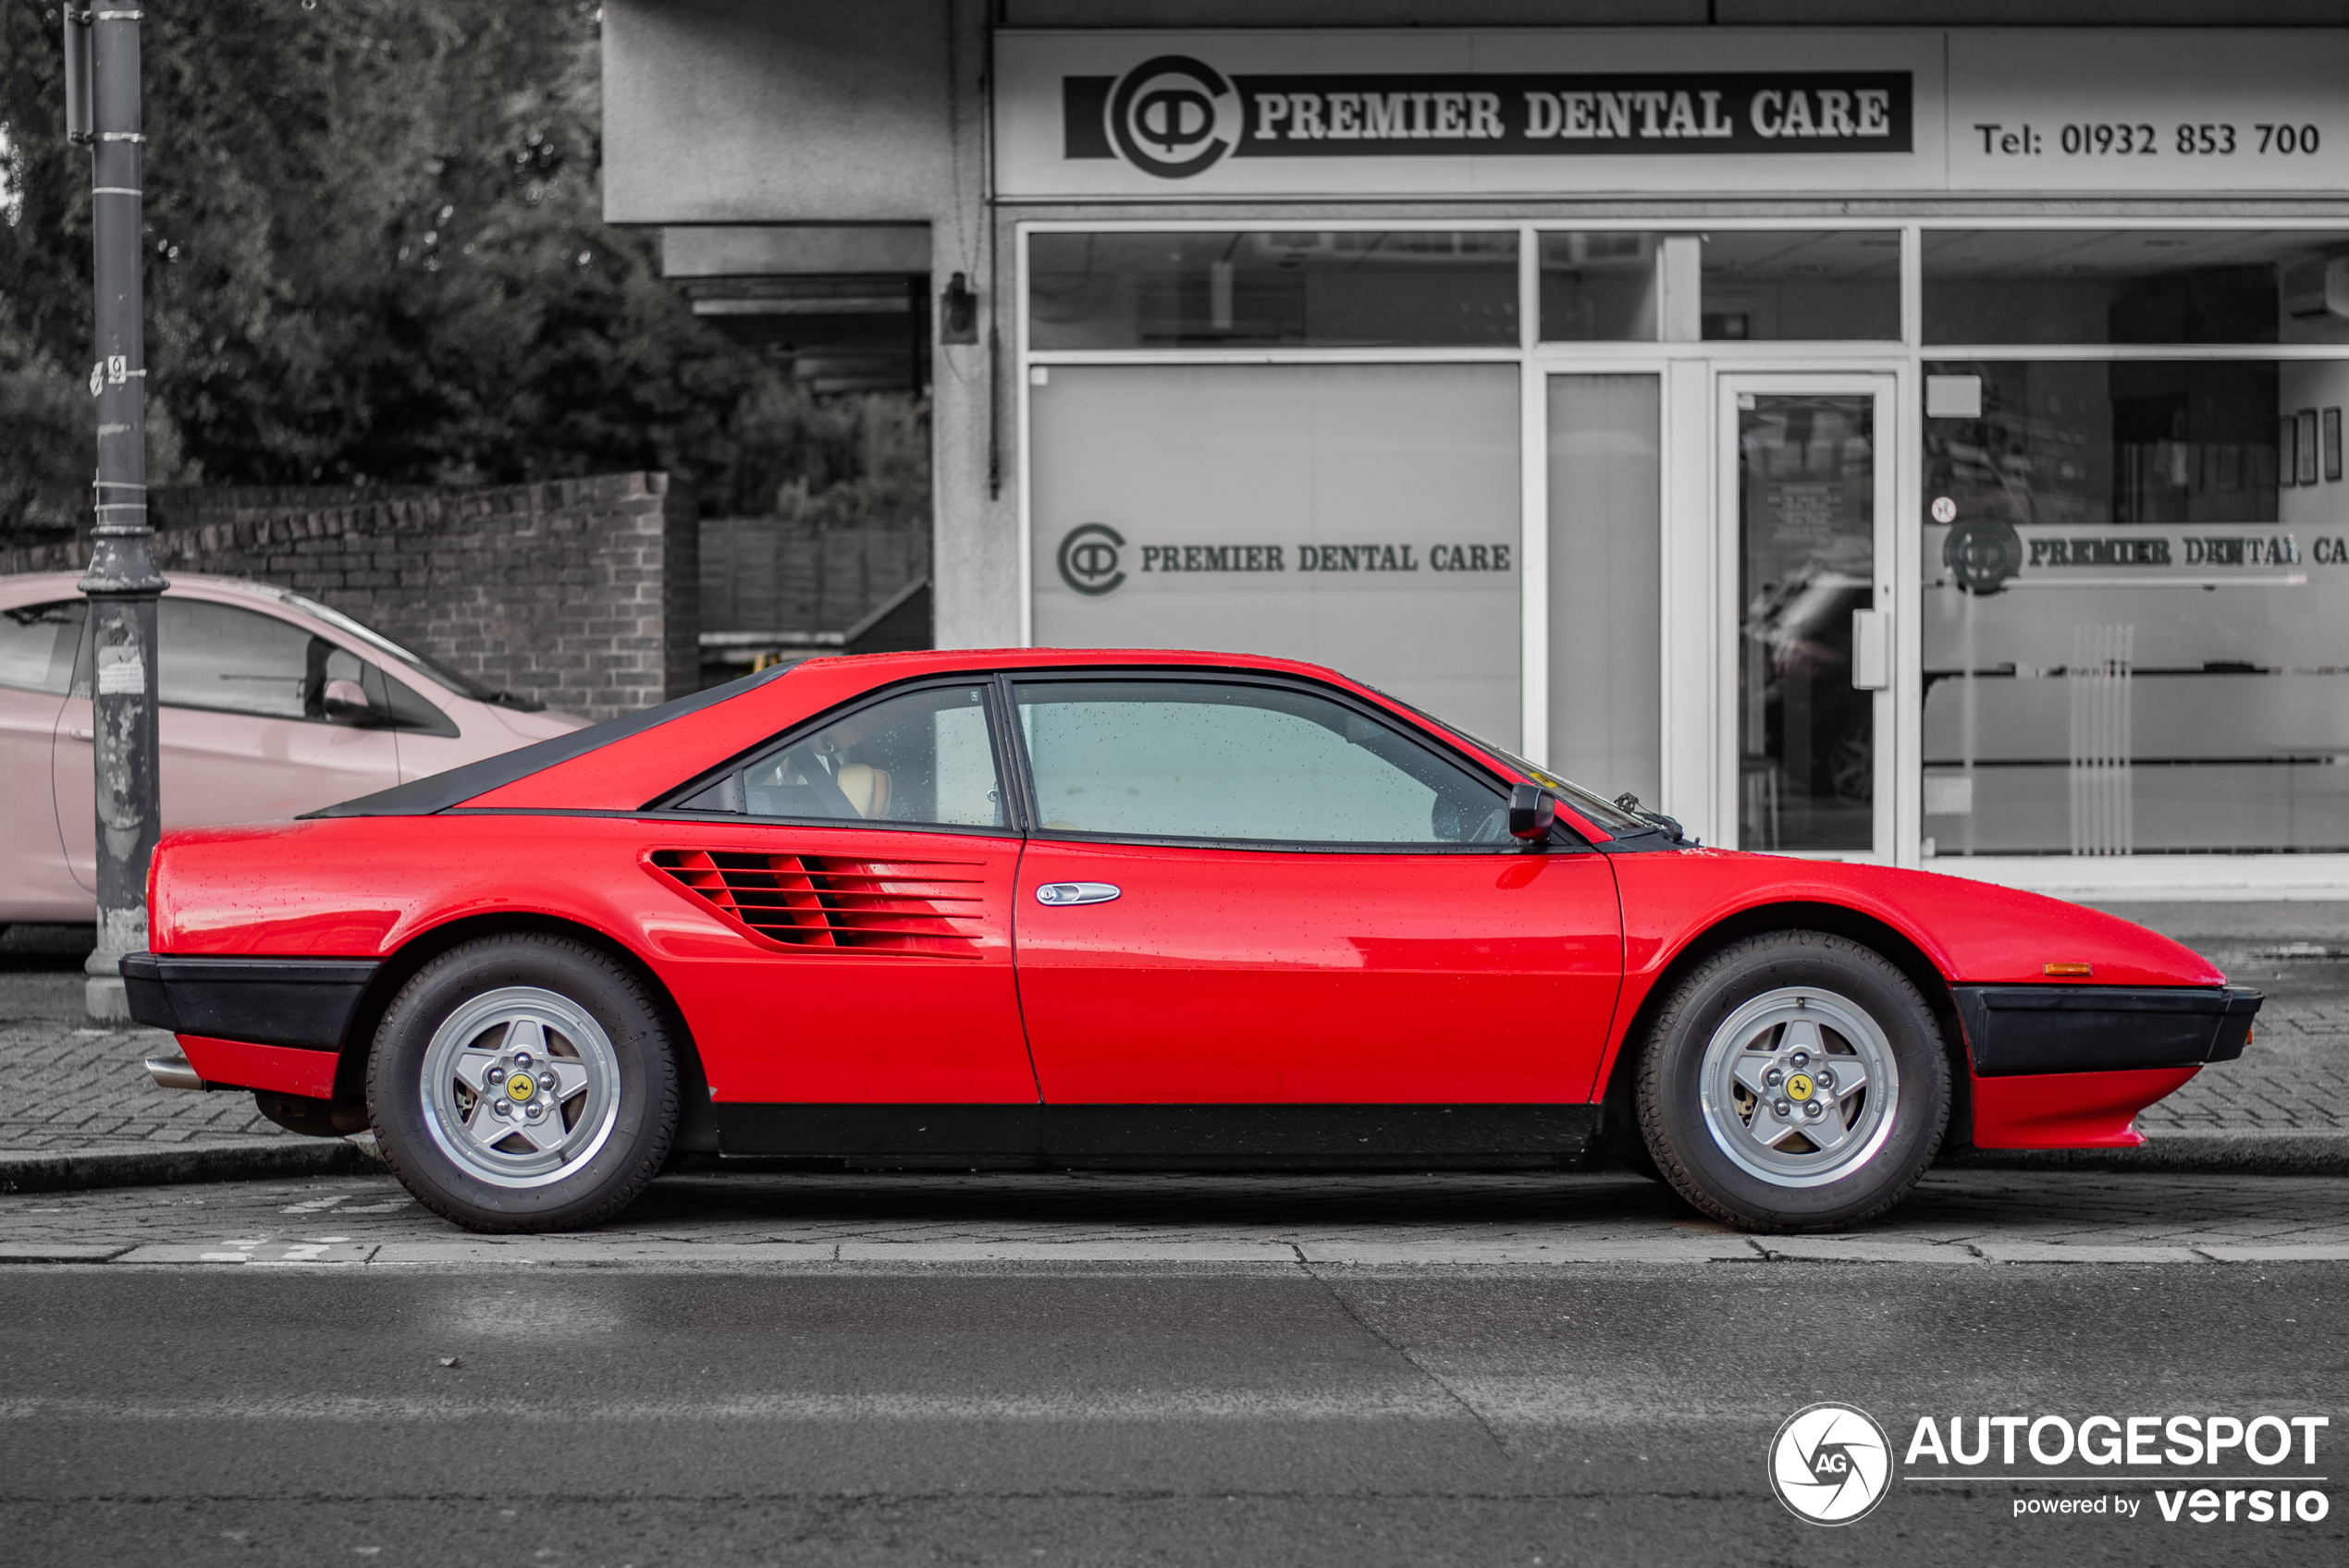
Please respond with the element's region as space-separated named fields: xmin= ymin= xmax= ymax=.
xmin=0 ymin=598 xmax=89 ymax=919
xmin=55 ymin=596 xmax=403 ymax=889
xmin=1008 ymin=673 xmax=1625 ymax=1104
xmin=643 ymin=677 xmax=1040 ymax=1109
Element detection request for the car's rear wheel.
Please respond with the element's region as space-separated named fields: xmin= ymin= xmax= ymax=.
xmin=1635 ymin=931 xmax=1949 ymax=1231
xmin=367 ymin=935 xmax=678 ymax=1232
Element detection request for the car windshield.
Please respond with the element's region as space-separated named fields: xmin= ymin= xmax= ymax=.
xmin=1369 ymin=691 xmax=1652 ymax=837
xmin=277 ymin=591 xmax=522 ymax=707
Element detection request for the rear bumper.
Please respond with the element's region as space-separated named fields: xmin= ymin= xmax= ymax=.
xmin=1952 ymin=984 xmax=2261 ymax=1076
xmin=120 ymin=952 xmax=379 ymax=1054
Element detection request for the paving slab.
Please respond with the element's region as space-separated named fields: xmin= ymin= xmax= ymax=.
xmin=0 ymin=1242 xmax=129 ymax=1263
xmin=1966 ymin=1242 xmax=2213 ymax=1264
xmin=2190 ymin=1243 xmax=2349 ymax=1262
xmin=832 ymin=1238 xmax=1301 ymax=1262
xmin=1753 ymin=1237 xmax=1984 ymax=1264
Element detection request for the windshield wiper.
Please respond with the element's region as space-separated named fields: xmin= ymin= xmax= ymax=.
xmin=1612 ymin=792 xmax=1695 ymax=846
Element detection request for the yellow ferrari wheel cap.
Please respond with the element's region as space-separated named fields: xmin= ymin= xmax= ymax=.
xmin=1785 ymin=1072 xmax=1815 ymax=1102
xmin=505 ymin=1072 xmax=536 ymax=1102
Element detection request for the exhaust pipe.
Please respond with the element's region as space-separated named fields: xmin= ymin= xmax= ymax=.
xmin=143 ymin=1051 xmax=204 ymax=1091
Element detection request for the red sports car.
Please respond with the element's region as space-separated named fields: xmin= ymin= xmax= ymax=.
xmin=125 ymin=648 xmax=2258 ymax=1233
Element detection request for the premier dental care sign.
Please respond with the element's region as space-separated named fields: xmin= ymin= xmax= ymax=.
xmin=994 ymin=29 xmax=2349 ymax=198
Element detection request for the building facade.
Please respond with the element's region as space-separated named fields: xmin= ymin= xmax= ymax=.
xmin=605 ymin=1 xmax=2349 ymax=900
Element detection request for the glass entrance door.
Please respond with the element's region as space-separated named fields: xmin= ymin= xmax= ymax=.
xmin=1721 ymin=377 xmax=1896 ymax=858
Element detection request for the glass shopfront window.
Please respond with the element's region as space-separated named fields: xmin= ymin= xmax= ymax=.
xmin=1028 ymin=230 xmax=1518 ymax=349
xmin=1547 ymin=374 xmax=1661 ymax=808
xmin=1538 ymin=230 xmax=1900 ymax=342
xmin=1702 ymin=231 xmax=1901 ymax=342
xmin=1026 ymin=221 xmax=2349 ymax=879
xmin=1028 ymin=361 xmax=1522 ymax=747
xmin=1922 ymin=353 xmax=2349 ymax=855
xmin=1539 ymin=233 xmax=1664 ymax=341
xmin=1924 ymin=229 xmax=2349 ymax=345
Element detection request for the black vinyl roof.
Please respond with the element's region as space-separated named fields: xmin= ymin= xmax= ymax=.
xmin=301 ymin=663 xmax=799 ymax=818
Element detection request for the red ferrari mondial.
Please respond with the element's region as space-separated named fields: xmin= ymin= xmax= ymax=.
xmin=126 ymin=649 xmax=2259 ymax=1233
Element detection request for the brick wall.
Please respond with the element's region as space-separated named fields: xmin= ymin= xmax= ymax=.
xmin=3 ymin=473 xmax=698 ymax=722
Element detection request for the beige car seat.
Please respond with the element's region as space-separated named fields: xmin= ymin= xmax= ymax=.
xmin=835 ymin=763 xmax=892 ymax=819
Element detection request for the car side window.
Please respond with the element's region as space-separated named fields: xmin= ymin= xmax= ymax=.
xmin=0 ymin=601 xmax=87 ymax=695
xmin=1012 ymin=679 xmax=1510 ymax=847
xmin=675 ymin=683 xmax=1004 ymax=830
xmin=158 ymin=599 xmax=315 ymax=717
xmin=149 ymin=599 xmax=450 ymax=731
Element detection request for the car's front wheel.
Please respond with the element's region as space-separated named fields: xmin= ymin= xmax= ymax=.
xmin=368 ymin=935 xmax=678 ymax=1232
xmin=1636 ymin=932 xmax=1949 ymax=1231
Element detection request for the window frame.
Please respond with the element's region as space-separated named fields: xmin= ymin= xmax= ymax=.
xmin=998 ymin=666 xmax=1582 ymax=855
xmin=646 ymin=674 xmax=1027 ymax=839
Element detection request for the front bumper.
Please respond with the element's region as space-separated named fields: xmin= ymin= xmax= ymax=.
xmin=1951 ymin=984 xmax=2262 ymax=1077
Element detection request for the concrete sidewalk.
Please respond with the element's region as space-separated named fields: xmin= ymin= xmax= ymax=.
xmin=5 ymin=1167 xmax=2346 ymax=1267
xmin=0 ymin=929 xmax=362 ymax=1192
xmin=3 ymin=904 xmax=2345 ymax=1191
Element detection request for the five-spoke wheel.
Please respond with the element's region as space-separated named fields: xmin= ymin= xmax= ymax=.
xmin=1700 ymin=986 xmax=1898 ymax=1188
xmin=421 ymin=987 xmax=621 ymax=1187
xmin=1638 ymin=931 xmax=1949 ymax=1231
xmin=369 ymin=936 xmax=677 ymax=1231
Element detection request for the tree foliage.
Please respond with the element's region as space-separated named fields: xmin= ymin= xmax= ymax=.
xmin=0 ymin=0 xmax=923 ymax=540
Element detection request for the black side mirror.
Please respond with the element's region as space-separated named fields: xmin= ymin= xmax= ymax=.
xmin=1508 ymin=783 xmax=1556 ymax=842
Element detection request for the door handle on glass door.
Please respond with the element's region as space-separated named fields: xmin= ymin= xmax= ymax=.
xmin=1851 ymin=608 xmax=1889 ymax=691
xmin=1035 ymin=882 xmax=1120 ymax=907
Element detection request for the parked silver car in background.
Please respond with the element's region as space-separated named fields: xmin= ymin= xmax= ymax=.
xmin=0 ymin=571 xmax=584 ymax=925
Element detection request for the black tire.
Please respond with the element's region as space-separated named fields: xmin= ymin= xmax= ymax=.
xmin=1635 ymin=931 xmax=1949 ymax=1232
xmin=367 ymin=935 xmax=679 ymax=1232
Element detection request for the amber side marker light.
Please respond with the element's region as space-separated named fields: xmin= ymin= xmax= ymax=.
xmin=2044 ymin=962 xmax=2095 ymax=978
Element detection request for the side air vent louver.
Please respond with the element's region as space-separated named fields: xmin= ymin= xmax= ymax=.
xmin=647 ymin=850 xmax=986 ymax=958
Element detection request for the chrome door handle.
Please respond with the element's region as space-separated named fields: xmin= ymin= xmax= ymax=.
xmin=66 ymin=727 xmax=92 ymax=741
xmin=1035 ymin=882 xmax=1120 ymax=906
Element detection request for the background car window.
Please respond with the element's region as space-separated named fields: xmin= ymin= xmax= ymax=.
xmin=359 ymin=660 xmax=461 ymax=736
xmin=681 ymin=683 xmax=1002 ymax=828
xmin=151 ymin=598 xmax=447 ymax=729
xmin=0 ymin=601 xmax=87 ymax=694
xmin=159 ymin=599 xmax=314 ymax=717
xmin=1014 ymin=680 xmax=1508 ymax=845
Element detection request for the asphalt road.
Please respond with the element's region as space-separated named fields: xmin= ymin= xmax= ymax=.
xmin=4 ymin=1257 xmax=2343 ymax=1567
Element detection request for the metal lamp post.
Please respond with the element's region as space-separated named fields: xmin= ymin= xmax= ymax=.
xmin=64 ymin=6 xmax=165 ymax=1023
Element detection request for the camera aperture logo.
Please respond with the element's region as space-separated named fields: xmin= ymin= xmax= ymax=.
xmin=1771 ymin=1403 xmax=1894 ymax=1525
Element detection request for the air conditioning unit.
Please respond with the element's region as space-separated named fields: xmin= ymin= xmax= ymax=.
xmin=2283 ymin=256 xmax=2349 ymax=319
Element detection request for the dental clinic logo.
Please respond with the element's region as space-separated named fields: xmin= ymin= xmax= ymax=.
xmin=1057 ymin=523 xmax=1125 ymax=596
xmin=1110 ymin=55 xmax=1238 ymax=178
xmin=1770 ymin=1403 xmax=1894 ymax=1525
